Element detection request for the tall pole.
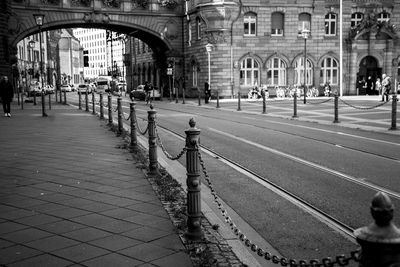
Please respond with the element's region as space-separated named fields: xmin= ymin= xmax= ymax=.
xmin=38 ymin=24 xmax=47 ymax=117
xmin=303 ymin=37 xmax=307 ymax=104
xmin=339 ymin=0 xmax=343 ymax=96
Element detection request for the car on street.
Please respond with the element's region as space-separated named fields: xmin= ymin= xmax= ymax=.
xmin=44 ymin=85 xmax=55 ymax=94
xmin=130 ymin=85 xmax=161 ymax=101
xmin=77 ymin=84 xmax=91 ymax=94
xmin=60 ymin=84 xmax=72 ymax=92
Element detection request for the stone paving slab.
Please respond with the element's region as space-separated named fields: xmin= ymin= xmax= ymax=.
xmin=0 ymin=103 xmax=193 ymax=267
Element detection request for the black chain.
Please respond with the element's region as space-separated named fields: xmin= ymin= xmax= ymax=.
xmin=339 ymin=97 xmax=389 ymax=110
xmin=307 ymin=98 xmax=333 ymax=105
xmin=196 ymin=146 xmax=359 ymax=266
xmin=135 ymin=113 xmax=148 ymax=135
xmin=123 ymin=112 xmax=131 ymax=121
xmin=154 ymin=123 xmax=186 ymax=160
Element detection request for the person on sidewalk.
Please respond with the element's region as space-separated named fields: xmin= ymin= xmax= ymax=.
xmin=375 ymin=77 xmax=381 ymax=96
xmin=381 ymin=73 xmax=391 ymax=102
xmin=204 ymin=80 xmax=210 ymax=104
xmin=0 ymin=76 xmax=14 ymax=117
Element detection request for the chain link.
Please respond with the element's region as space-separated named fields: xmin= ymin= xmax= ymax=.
xmin=339 ymin=97 xmax=389 ymax=110
xmin=123 ymin=112 xmax=131 ymax=121
xmin=307 ymin=98 xmax=334 ymax=105
xmin=154 ymin=123 xmax=186 ymax=160
xmin=196 ymin=145 xmax=358 ymax=266
xmin=135 ymin=113 xmax=148 ymax=135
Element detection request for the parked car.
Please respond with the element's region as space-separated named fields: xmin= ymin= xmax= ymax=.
xmin=44 ymin=85 xmax=55 ymax=94
xmin=129 ymin=85 xmax=161 ymax=101
xmin=30 ymin=84 xmax=42 ymax=96
xmin=117 ymin=82 xmax=127 ymax=92
xmin=60 ymin=84 xmax=72 ymax=92
xmin=77 ymin=84 xmax=91 ymax=94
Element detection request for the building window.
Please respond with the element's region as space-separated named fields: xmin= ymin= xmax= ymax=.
xmin=188 ymin=21 xmax=192 ymax=46
xmin=298 ymin=13 xmax=311 ymax=35
xmin=192 ymin=65 xmax=198 ymax=87
xmin=244 ymin=13 xmax=257 ymax=36
xmin=196 ymin=17 xmax=201 ymax=40
xmin=266 ymin=57 xmax=286 ymax=86
xmin=294 ymin=57 xmax=313 ymax=86
xmin=324 ymin=13 xmax=337 ymax=36
xmin=320 ymin=57 xmax=338 ymax=85
xmin=240 ymin=57 xmax=259 ymax=86
xmin=271 ymin=12 xmax=284 ymax=36
xmin=377 ymin=12 xmax=390 ymax=23
xmin=351 ymin=13 xmax=364 ymax=28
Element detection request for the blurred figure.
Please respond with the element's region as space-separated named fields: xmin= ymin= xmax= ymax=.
xmin=375 ymin=78 xmax=381 ymax=96
xmin=0 ymin=76 xmax=14 ymax=117
xmin=381 ymin=74 xmax=391 ymax=102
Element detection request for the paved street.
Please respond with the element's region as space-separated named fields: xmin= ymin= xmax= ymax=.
xmin=0 ymin=101 xmax=193 ymax=267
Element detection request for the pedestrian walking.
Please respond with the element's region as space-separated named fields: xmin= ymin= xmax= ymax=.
xmin=144 ymin=81 xmax=151 ymax=104
xmin=366 ymin=76 xmax=374 ymax=95
xmin=375 ymin=77 xmax=381 ymax=96
xmin=381 ymin=73 xmax=391 ymax=102
xmin=204 ymin=80 xmax=210 ymax=104
xmin=0 ymin=76 xmax=14 ymax=117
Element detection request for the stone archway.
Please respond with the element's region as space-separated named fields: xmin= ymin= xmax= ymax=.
xmin=357 ymin=56 xmax=380 ymax=95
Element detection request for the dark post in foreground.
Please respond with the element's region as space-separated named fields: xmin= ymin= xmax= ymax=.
xmin=78 ymin=91 xmax=82 ymax=110
xmin=354 ymin=192 xmax=400 ymax=267
xmin=48 ymin=93 xmax=51 ymax=110
xmin=92 ymin=91 xmax=95 ymax=115
xmin=63 ymin=89 xmax=67 ymax=105
xmin=262 ymin=90 xmax=266 ymax=114
xmin=117 ymin=97 xmax=123 ymax=134
xmin=237 ymin=92 xmax=241 ymax=111
xmin=41 ymin=91 xmax=48 ymax=117
xmin=333 ymin=95 xmax=340 ymax=123
xmin=390 ymin=95 xmax=397 ymax=130
xmin=108 ymin=94 xmax=112 ymax=125
xmin=216 ymin=91 xmax=220 ymax=109
xmin=130 ymin=102 xmax=138 ymax=151
xmin=147 ymin=105 xmax=158 ymax=176
xmin=185 ymin=118 xmax=203 ymax=240
xmin=85 ymin=90 xmax=89 ymax=111
xmin=99 ymin=93 xmax=104 ymax=119
xmin=292 ymin=93 xmax=298 ymax=118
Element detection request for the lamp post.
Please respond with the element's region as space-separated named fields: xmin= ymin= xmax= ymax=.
xmin=301 ymin=28 xmax=310 ymax=104
xmin=33 ymin=14 xmax=47 ymax=117
xmin=205 ymin=43 xmax=213 ymax=103
xmin=28 ymin=40 xmax=36 ymax=105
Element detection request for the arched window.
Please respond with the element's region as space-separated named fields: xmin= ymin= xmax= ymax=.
xmin=351 ymin=13 xmax=364 ymax=28
xmin=298 ymin=13 xmax=311 ymax=35
xmin=377 ymin=12 xmax=390 ymax=23
xmin=320 ymin=57 xmax=339 ymax=85
xmin=266 ymin=57 xmax=286 ymax=86
xmin=240 ymin=57 xmax=259 ymax=86
xmin=244 ymin=13 xmax=257 ymax=36
xmin=325 ymin=13 xmax=337 ymax=36
xmin=294 ymin=57 xmax=313 ymax=86
xmin=196 ymin=17 xmax=201 ymax=40
xmin=271 ymin=12 xmax=284 ymax=36
xmin=192 ymin=64 xmax=199 ymax=87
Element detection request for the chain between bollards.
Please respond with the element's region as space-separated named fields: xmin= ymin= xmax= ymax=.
xmin=130 ymin=102 xmax=138 ymax=151
xmin=390 ymin=95 xmax=398 ymax=130
xmin=185 ymin=118 xmax=203 ymax=240
xmin=147 ymin=106 xmax=158 ymax=176
xmin=92 ymin=91 xmax=96 ymax=115
xmin=117 ymin=97 xmax=123 ymax=134
xmin=108 ymin=94 xmax=113 ymax=125
xmin=99 ymin=93 xmax=104 ymax=119
xmin=333 ymin=95 xmax=340 ymax=123
xmin=293 ymin=93 xmax=298 ymax=118
xmin=78 ymin=91 xmax=82 ymax=110
xmin=237 ymin=92 xmax=241 ymax=111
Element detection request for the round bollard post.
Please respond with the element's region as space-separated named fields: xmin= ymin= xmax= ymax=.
xmin=390 ymin=95 xmax=397 ymax=130
xmin=21 ymin=92 xmax=24 ymax=110
xmin=182 ymin=88 xmax=185 ymax=104
xmin=59 ymin=87 xmax=62 ymax=103
xmin=130 ymin=102 xmax=138 ymax=151
xmin=292 ymin=92 xmax=298 ymax=118
xmin=237 ymin=92 xmax=241 ymax=111
xmin=41 ymin=91 xmax=48 ymax=117
xmin=216 ymin=91 xmax=220 ymax=108
xmin=117 ymin=97 xmax=123 ymax=134
xmin=354 ymin=192 xmax=400 ymax=267
xmin=48 ymin=93 xmax=51 ymax=110
xmin=198 ymin=92 xmax=201 ymax=106
xmin=78 ymin=91 xmax=82 ymax=110
xmin=147 ymin=106 xmax=158 ymax=176
xmin=333 ymin=95 xmax=340 ymax=123
xmin=175 ymin=90 xmax=178 ymax=103
xmin=99 ymin=93 xmax=104 ymax=119
xmin=92 ymin=91 xmax=95 ymax=115
xmin=262 ymin=90 xmax=266 ymax=114
xmin=63 ymin=89 xmax=67 ymax=105
xmin=85 ymin=90 xmax=89 ymax=111
xmin=33 ymin=93 xmax=37 ymax=105
xmin=108 ymin=94 xmax=113 ymax=125
xmin=185 ymin=118 xmax=203 ymax=240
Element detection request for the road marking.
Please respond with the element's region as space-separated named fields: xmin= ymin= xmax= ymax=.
xmin=208 ymin=127 xmax=400 ymax=200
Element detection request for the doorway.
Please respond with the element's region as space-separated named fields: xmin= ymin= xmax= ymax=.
xmin=358 ymin=56 xmax=381 ymax=95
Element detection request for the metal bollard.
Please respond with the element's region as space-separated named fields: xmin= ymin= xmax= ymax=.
xmin=147 ymin=106 xmax=158 ymax=176
xmin=117 ymin=97 xmax=123 ymax=134
xmin=175 ymin=90 xmax=178 ymax=103
xmin=390 ymin=95 xmax=398 ymax=130
xmin=333 ymin=95 xmax=340 ymax=123
xmin=237 ymin=92 xmax=241 ymax=111
xmin=59 ymin=87 xmax=62 ymax=103
xmin=48 ymin=93 xmax=51 ymax=110
xmin=198 ymin=92 xmax=201 ymax=106
xmin=216 ymin=91 xmax=220 ymax=108
xmin=99 ymin=93 xmax=104 ymax=119
xmin=21 ymin=92 xmax=24 ymax=110
xmin=108 ymin=94 xmax=112 ymax=125
xmin=41 ymin=91 xmax=48 ymax=117
xmin=33 ymin=93 xmax=37 ymax=105
xmin=292 ymin=93 xmax=298 ymax=118
xmin=182 ymin=88 xmax=185 ymax=104
xmin=92 ymin=91 xmax=95 ymax=115
xmin=63 ymin=89 xmax=67 ymax=105
xmin=85 ymin=90 xmax=89 ymax=111
xmin=262 ymin=90 xmax=266 ymax=114
xmin=185 ymin=118 xmax=203 ymax=240
xmin=78 ymin=91 xmax=82 ymax=110
xmin=130 ymin=102 xmax=138 ymax=151
xmin=354 ymin=192 xmax=400 ymax=267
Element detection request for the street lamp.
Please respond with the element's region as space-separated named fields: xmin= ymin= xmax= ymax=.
xmin=205 ymin=43 xmax=213 ymax=103
xmin=28 ymin=40 xmax=35 ymax=104
xmin=33 ymin=13 xmax=47 ymax=116
xmin=301 ymin=28 xmax=310 ymax=104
